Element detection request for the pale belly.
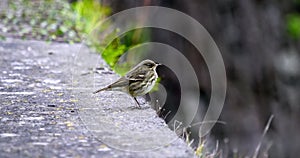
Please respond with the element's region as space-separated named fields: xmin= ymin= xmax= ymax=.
xmin=141 ymin=78 xmax=156 ymax=95
xmin=131 ymin=74 xmax=157 ymax=96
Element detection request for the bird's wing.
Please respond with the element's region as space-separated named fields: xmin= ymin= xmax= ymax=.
xmin=93 ymin=76 xmax=129 ymax=94
xmin=108 ymin=77 xmax=129 ymax=88
xmin=125 ymin=68 xmax=147 ymax=81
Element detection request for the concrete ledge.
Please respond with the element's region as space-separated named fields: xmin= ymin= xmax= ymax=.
xmin=0 ymin=38 xmax=194 ymax=157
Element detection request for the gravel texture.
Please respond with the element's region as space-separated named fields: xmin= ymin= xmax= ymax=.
xmin=0 ymin=38 xmax=194 ymax=158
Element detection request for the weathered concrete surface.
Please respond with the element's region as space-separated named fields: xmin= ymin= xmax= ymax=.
xmin=0 ymin=38 xmax=194 ymax=157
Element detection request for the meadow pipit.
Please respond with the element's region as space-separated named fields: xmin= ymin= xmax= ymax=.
xmin=93 ymin=59 xmax=160 ymax=108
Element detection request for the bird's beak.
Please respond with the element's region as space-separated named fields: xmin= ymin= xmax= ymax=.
xmin=155 ymin=62 xmax=162 ymax=66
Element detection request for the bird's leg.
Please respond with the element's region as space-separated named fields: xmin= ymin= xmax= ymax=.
xmin=133 ymin=97 xmax=141 ymax=108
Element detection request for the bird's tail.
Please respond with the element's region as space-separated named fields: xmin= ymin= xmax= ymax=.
xmin=93 ymin=86 xmax=110 ymax=94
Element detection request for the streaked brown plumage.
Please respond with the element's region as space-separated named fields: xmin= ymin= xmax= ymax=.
xmin=93 ymin=59 xmax=160 ymax=108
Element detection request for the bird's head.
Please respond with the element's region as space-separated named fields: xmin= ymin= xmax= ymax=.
xmin=140 ymin=59 xmax=161 ymax=70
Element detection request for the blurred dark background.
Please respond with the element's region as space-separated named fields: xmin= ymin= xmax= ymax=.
xmin=103 ymin=0 xmax=300 ymax=157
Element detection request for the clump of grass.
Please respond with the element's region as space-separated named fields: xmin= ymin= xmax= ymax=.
xmin=93 ymin=29 xmax=151 ymax=74
xmin=183 ymin=128 xmax=220 ymax=158
xmin=71 ymin=0 xmax=110 ymax=36
xmin=173 ymin=120 xmax=221 ymax=158
xmin=100 ymin=38 xmax=129 ymax=72
xmin=71 ymin=1 xmax=150 ymax=74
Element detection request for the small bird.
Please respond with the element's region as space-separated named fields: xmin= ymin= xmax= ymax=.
xmin=93 ymin=59 xmax=160 ymax=108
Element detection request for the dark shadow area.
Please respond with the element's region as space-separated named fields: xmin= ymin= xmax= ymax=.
xmin=106 ymin=0 xmax=300 ymax=157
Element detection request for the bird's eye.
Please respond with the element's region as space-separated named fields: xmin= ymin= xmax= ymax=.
xmin=145 ymin=63 xmax=153 ymax=67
